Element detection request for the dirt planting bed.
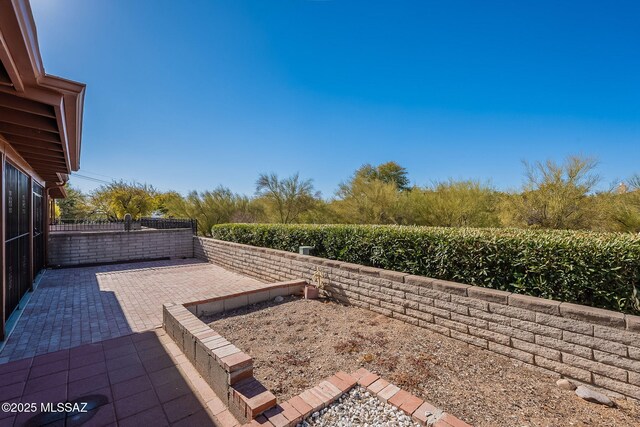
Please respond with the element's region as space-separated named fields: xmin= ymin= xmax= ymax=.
xmin=203 ymin=296 xmax=640 ymax=427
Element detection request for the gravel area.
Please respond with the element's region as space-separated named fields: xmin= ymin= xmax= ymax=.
xmin=204 ymin=296 xmax=640 ymax=427
xmin=301 ymin=386 xmax=420 ymax=427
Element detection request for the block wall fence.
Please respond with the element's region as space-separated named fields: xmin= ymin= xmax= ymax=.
xmin=48 ymin=228 xmax=194 ymax=267
xmin=194 ymin=236 xmax=640 ymax=400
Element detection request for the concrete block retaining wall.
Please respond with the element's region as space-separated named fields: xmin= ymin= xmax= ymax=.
xmin=194 ymin=236 xmax=640 ymax=400
xmin=48 ymin=228 xmax=194 ymax=267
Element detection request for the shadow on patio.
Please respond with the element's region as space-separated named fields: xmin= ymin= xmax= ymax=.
xmin=0 ymin=258 xmax=267 ymax=426
xmin=0 ymin=329 xmax=230 ymax=426
xmin=0 ymin=258 xmax=263 ymax=363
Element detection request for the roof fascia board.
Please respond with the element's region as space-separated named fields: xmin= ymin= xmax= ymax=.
xmin=39 ymin=75 xmax=85 ymax=171
xmin=10 ymin=0 xmax=44 ymax=78
xmin=51 ymin=100 xmax=72 ymax=173
xmin=0 ymin=29 xmax=24 ymax=91
xmin=0 ymin=81 xmax=61 ymax=105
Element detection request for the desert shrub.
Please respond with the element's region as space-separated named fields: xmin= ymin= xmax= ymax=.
xmin=211 ymin=224 xmax=640 ymax=314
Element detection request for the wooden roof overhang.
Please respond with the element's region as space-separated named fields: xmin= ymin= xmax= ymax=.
xmin=0 ymin=0 xmax=85 ymax=198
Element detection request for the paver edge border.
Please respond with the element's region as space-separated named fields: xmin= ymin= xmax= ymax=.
xmin=247 ymin=368 xmax=473 ymax=427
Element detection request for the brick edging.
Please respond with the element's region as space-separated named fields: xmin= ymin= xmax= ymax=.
xmin=246 ymin=369 xmax=472 ymax=427
xmin=183 ymin=279 xmax=307 ymax=308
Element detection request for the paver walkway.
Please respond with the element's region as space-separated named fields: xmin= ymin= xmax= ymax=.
xmin=0 ymin=259 xmax=265 ymax=363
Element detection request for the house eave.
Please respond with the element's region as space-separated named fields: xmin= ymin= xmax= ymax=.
xmin=0 ymin=0 xmax=86 ymax=187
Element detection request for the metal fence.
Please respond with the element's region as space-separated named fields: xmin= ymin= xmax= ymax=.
xmin=50 ymin=219 xmax=133 ymax=232
xmin=50 ymin=218 xmax=197 ymax=234
xmin=140 ymin=217 xmax=197 ymax=234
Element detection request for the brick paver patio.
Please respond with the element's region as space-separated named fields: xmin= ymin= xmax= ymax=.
xmin=0 ymin=259 xmax=265 ymax=363
xmin=0 ymin=328 xmax=236 ymax=426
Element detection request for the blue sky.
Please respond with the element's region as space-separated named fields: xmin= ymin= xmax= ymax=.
xmin=31 ymin=0 xmax=639 ymax=197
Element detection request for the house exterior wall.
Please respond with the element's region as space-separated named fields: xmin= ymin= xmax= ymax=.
xmin=48 ymin=228 xmax=194 ymax=267
xmin=194 ymin=236 xmax=640 ymax=400
xmin=1 ymin=135 xmax=48 ymax=339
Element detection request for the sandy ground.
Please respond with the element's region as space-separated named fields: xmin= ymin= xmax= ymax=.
xmin=204 ymin=296 xmax=640 ymax=427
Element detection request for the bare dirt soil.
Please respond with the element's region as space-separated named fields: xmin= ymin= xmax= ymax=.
xmin=204 ymin=296 xmax=640 ymax=427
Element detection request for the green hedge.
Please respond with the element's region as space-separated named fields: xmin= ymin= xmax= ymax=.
xmin=211 ymin=224 xmax=640 ymax=314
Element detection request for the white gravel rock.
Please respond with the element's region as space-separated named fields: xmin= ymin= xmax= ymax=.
xmin=299 ymin=386 xmax=421 ymax=427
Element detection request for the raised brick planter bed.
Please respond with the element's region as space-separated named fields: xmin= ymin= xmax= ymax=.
xmin=162 ymin=280 xmax=472 ymax=425
xmin=162 ymin=279 xmax=306 ymax=424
